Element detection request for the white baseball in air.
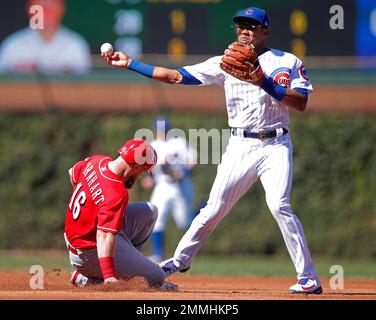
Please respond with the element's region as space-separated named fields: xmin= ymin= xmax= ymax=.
xmin=101 ymin=42 xmax=113 ymax=55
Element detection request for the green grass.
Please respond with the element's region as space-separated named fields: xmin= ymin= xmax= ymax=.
xmin=0 ymin=249 xmax=71 ymax=272
xmin=190 ymin=255 xmax=376 ymax=279
xmin=0 ymin=250 xmax=375 ymax=279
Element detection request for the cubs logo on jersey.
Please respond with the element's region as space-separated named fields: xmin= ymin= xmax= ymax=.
xmin=299 ymin=65 xmax=309 ymax=81
xmin=270 ymin=67 xmax=291 ymax=88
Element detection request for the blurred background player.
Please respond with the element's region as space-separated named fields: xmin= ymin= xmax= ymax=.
xmin=0 ymin=0 xmax=91 ymax=74
xmin=65 ymin=139 xmax=177 ymax=290
xmin=141 ymin=115 xmax=197 ymax=262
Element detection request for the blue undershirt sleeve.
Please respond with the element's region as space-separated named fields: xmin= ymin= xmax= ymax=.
xmin=176 ymin=67 xmax=203 ymax=85
xmin=293 ymin=87 xmax=309 ymax=100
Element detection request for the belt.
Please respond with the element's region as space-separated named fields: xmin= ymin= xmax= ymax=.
xmin=231 ymin=128 xmax=288 ymax=140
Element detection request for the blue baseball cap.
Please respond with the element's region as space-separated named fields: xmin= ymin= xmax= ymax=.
xmin=233 ymin=7 xmax=269 ymax=28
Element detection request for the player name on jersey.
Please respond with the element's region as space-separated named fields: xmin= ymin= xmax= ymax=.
xmin=82 ymin=161 xmax=105 ymax=205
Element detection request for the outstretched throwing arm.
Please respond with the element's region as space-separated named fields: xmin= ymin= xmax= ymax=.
xmin=102 ymin=52 xmax=183 ymax=84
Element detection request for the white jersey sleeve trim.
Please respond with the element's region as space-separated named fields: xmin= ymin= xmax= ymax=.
xmin=97 ymin=226 xmax=118 ymax=233
xmin=71 ymin=165 xmax=78 ymax=184
xmin=290 ymin=56 xmax=313 ymax=93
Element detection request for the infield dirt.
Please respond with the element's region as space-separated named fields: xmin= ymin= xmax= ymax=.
xmin=0 ymin=271 xmax=375 ymax=300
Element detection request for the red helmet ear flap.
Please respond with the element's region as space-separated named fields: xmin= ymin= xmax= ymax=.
xmin=142 ymin=148 xmax=158 ymax=173
xmin=118 ymin=139 xmax=157 ymax=173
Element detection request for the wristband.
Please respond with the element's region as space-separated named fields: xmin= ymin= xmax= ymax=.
xmin=99 ymin=257 xmax=115 ymax=280
xmin=261 ymin=77 xmax=287 ymax=101
xmin=127 ymin=60 xmax=155 ymax=78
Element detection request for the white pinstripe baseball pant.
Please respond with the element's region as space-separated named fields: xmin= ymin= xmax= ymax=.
xmin=174 ymin=133 xmax=318 ymax=279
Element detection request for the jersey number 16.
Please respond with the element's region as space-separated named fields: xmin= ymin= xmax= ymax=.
xmin=69 ymin=183 xmax=87 ymax=220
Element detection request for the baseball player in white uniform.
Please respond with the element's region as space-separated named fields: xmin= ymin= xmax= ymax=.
xmin=142 ymin=116 xmax=197 ymax=262
xmin=0 ymin=0 xmax=91 ymax=74
xmin=102 ymin=6 xmax=322 ymax=294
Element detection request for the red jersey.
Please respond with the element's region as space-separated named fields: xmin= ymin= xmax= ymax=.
xmin=64 ymin=155 xmax=129 ymax=249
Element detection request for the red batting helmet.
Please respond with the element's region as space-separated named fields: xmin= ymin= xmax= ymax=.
xmin=118 ymin=139 xmax=157 ymax=173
